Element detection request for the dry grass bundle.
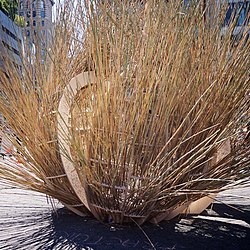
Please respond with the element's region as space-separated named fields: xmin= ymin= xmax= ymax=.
xmin=0 ymin=0 xmax=249 ymax=224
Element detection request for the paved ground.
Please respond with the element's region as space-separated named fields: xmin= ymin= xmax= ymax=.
xmin=0 ymin=186 xmax=249 ymax=250
xmin=0 ymin=157 xmax=249 ymax=249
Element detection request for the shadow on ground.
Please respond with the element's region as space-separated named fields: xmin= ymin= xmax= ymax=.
xmin=0 ymin=201 xmax=249 ymax=250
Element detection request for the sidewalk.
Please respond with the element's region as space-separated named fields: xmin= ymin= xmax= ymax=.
xmin=0 ymin=183 xmax=249 ymax=249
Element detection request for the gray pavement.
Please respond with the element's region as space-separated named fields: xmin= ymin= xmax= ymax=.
xmin=0 ymin=159 xmax=249 ymax=249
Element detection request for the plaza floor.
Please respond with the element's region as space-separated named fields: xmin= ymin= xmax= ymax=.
xmin=0 ymin=158 xmax=249 ymax=250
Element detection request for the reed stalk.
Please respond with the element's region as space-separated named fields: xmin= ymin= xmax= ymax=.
xmin=0 ymin=0 xmax=249 ymax=224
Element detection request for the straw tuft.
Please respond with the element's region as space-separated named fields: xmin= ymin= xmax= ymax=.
xmin=0 ymin=0 xmax=249 ymax=224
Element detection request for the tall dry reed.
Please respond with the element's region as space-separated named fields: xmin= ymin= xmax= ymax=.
xmin=0 ymin=0 xmax=249 ymax=224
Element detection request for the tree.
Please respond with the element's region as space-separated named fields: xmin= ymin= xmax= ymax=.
xmin=0 ymin=0 xmax=18 ymax=21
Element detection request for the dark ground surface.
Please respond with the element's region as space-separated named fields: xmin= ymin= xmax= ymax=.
xmin=0 ymin=187 xmax=249 ymax=250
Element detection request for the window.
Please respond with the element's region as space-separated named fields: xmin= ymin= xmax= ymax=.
xmin=41 ymin=1 xmax=45 ymax=9
xmin=238 ymin=2 xmax=250 ymax=26
xmin=27 ymin=10 xmax=31 ymax=18
xmin=20 ymin=1 xmax=23 ymax=10
xmin=26 ymin=21 xmax=30 ymax=27
xmin=41 ymin=0 xmax=45 ymax=18
xmin=13 ymin=61 xmax=21 ymax=71
xmin=33 ymin=20 xmax=36 ymax=26
xmin=2 ymin=41 xmax=20 ymax=56
xmin=42 ymin=20 xmax=45 ymax=26
xmin=32 ymin=11 xmax=36 ymax=17
xmin=41 ymin=49 xmax=45 ymax=56
xmin=26 ymin=30 xmax=30 ymax=36
xmin=224 ymin=4 xmax=233 ymax=26
xmin=34 ymin=30 xmax=37 ymax=36
xmin=224 ymin=2 xmax=250 ymax=27
xmin=13 ymin=48 xmax=20 ymax=56
xmin=2 ymin=26 xmax=21 ymax=43
xmin=32 ymin=0 xmax=36 ymax=9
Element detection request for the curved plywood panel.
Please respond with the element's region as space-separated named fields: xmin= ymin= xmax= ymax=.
xmin=57 ymin=71 xmax=96 ymax=212
xmin=181 ymin=139 xmax=231 ymax=216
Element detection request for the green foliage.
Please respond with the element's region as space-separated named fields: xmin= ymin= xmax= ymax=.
xmin=0 ymin=0 xmax=24 ymax=27
xmin=0 ymin=0 xmax=18 ymax=21
xmin=14 ymin=13 xmax=24 ymax=27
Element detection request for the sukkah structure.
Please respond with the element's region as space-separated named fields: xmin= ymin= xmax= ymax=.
xmin=0 ymin=1 xmax=249 ymax=225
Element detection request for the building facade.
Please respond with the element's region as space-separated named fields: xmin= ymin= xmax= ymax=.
xmin=223 ymin=0 xmax=250 ymax=36
xmin=0 ymin=10 xmax=23 ymax=74
xmin=18 ymin=0 xmax=54 ymax=63
xmin=0 ymin=10 xmax=24 ymax=155
xmin=185 ymin=0 xmax=249 ymax=38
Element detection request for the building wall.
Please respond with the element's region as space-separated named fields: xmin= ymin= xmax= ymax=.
xmin=0 ymin=11 xmax=24 ymax=154
xmin=220 ymin=0 xmax=250 ymax=37
xmin=0 ymin=10 xmax=23 ymax=73
xmin=18 ymin=0 xmax=54 ymax=63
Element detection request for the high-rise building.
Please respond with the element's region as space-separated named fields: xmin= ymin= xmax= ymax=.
xmin=221 ymin=0 xmax=250 ymax=37
xmin=18 ymin=0 xmax=54 ymax=63
xmin=0 ymin=9 xmax=24 ymax=154
xmin=185 ymin=1 xmax=249 ymax=38
xmin=0 ymin=10 xmax=23 ymax=74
